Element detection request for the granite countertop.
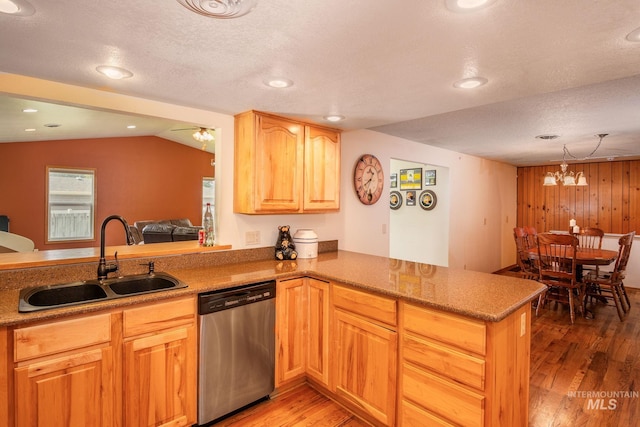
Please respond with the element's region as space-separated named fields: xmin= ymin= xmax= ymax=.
xmin=0 ymin=250 xmax=545 ymax=326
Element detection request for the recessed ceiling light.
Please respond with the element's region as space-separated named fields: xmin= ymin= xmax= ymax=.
xmin=24 ymin=128 xmax=36 ymax=132
xmin=0 ymin=0 xmax=35 ymax=16
xmin=22 ymin=108 xmax=38 ymax=113
xmin=626 ymin=27 xmax=640 ymax=42
xmin=263 ymin=77 xmax=293 ymax=88
xmin=453 ymin=76 xmax=488 ymax=89
xmin=96 ymin=65 xmax=134 ymax=80
xmin=324 ymin=115 xmax=345 ymax=122
xmin=127 ymin=125 xmax=136 ymax=129
xmin=445 ymin=0 xmax=497 ymax=12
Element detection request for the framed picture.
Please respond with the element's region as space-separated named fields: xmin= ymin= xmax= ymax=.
xmin=399 ymin=168 xmax=422 ymax=190
xmin=406 ymin=190 xmax=416 ymax=206
xmin=419 ymin=190 xmax=437 ymax=210
xmin=425 ymin=169 xmax=436 ymax=186
xmin=390 ymin=191 xmax=402 ymax=210
xmin=390 ymin=173 xmax=397 ymax=188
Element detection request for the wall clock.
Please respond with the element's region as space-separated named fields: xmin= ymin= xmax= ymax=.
xmin=419 ymin=190 xmax=437 ymax=211
xmin=354 ymin=154 xmax=384 ymax=205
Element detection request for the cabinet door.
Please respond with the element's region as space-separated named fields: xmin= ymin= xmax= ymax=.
xmin=303 ymin=125 xmax=340 ymax=211
xmin=255 ymin=114 xmax=305 ymax=212
xmin=306 ymin=278 xmax=330 ymax=386
xmin=15 ymin=347 xmax=115 ymax=427
xmin=275 ymin=278 xmax=307 ymax=386
xmin=123 ymin=325 xmax=196 ymax=427
xmin=333 ymin=309 xmax=397 ymax=426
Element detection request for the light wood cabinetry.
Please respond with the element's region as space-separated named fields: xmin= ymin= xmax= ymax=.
xmin=332 ymin=284 xmax=397 ymax=426
xmin=7 ymin=295 xmax=197 ymax=427
xmin=122 ymin=297 xmax=197 ymax=427
xmin=234 ymin=110 xmax=340 ymax=214
xmin=399 ymin=301 xmax=531 ymax=426
xmin=12 ymin=313 xmax=116 ymax=427
xmin=275 ymin=277 xmax=330 ymax=388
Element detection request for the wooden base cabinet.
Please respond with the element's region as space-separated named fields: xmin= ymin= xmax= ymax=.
xmin=8 ymin=295 xmax=197 ymax=427
xmin=12 ymin=313 xmax=116 ymax=427
xmin=399 ymin=302 xmax=531 ymax=426
xmin=122 ymin=297 xmax=197 ymax=427
xmin=331 ymin=284 xmax=397 ymax=427
xmin=275 ymin=277 xmax=330 ymax=388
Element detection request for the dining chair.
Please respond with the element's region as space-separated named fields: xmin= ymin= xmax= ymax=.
xmin=524 ymin=225 xmax=538 ymax=250
xmin=513 ymin=227 xmax=537 ymax=279
xmin=583 ymin=231 xmax=635 ymax=321
xmin=577 ymin=227 xmax=604 ymax=249
xmin=535 ymin=233 xmax=582 ymax=324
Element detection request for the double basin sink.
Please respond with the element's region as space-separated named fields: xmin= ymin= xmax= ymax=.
xmin=19 ymin=272 xmax=188 ymax=313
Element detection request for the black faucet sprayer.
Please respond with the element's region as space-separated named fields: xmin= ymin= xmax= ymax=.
xmin=97 ymin=215 xmax=135 ymax=280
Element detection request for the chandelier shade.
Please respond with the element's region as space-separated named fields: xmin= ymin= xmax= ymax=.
xmin=542 ymin=134 xmax=607 ymax=187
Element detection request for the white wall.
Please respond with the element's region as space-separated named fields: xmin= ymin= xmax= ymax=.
xmin=389 ymin=159 xmax=450 ymax=266
xmin=339 ymin=129 xmax=518 ymax=273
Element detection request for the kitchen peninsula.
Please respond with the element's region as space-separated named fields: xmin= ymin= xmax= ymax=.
xmin=0 ymin=247 xmax=545 ymax=426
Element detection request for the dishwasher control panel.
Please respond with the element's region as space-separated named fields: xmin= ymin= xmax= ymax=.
xmin=198 ymin=281 xmax=276 ymax=315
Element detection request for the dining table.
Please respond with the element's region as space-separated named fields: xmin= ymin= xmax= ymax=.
xmin=526 ymin=246 xmax=618 ymax=318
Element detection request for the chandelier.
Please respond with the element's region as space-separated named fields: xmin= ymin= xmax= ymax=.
xmin=193 ymin=128 xmax=214 ymax=150
xmin=176 ymin=0 xmax=257 ymax=19
xmin=543 ymin=134 xmax=607 ymax=187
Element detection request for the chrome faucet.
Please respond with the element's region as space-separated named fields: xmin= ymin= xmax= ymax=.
xmin=97 ymin=215 xmax=135 ymax=280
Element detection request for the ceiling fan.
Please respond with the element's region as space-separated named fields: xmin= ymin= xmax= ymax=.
xmin=171 ymin=126 xmax=215 ymax=149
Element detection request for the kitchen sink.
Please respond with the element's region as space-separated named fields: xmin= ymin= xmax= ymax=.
xmin=108 ymin=275 xmax=180 ymax=295
xmin=19 ymin=272 xmax=187 ymax=313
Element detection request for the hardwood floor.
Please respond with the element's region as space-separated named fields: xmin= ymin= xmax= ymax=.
xmin=529 ymin=287 xmax=640 ymax=426
xmin=213 ymin=384 xmax=370 ymax=426
xmin=214 ymin=288 xmax=640 ymax=427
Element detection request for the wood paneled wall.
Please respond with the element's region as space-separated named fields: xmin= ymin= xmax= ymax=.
xmin=517 ymin=160 xmax=640 ymax=233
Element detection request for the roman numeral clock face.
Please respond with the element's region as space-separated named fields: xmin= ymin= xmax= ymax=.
xmin=354 ymin=154 xmax=384 ymax=205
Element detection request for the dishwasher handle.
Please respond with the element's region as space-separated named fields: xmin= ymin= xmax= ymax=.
xmin=198 ymin=281 xmax=275 ymax=315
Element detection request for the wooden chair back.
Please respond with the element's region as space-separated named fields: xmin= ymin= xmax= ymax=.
xmin=577 ymin=227 xmax=604 ymax=249
xmin=611 ymin=231 xmax=635 ymax=282
xmin=536 ymin=233 xmax=579 ymax=287
xmin=524 ymin=226 xmax=538 ymax=249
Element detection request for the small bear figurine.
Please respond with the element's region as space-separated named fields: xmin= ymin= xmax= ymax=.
xmin=275 ymin=225 xmax=298 ymax=260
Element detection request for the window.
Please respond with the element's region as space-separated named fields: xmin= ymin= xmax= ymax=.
xmin=202 ymin=177 xmax=215 ymax=222
xmin=47 ymin=167 xmax=96 ymax=242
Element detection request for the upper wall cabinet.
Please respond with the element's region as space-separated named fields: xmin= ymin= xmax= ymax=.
xmin=234 ymin=111 xmax=341 ymax=214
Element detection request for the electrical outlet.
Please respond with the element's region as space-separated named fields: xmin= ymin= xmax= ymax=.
xmin=520 ymin=311 xmax=527 ymax=337
xmin=245 ymin=231 xmax=260 ymax=245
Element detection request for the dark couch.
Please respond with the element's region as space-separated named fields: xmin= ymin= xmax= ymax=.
xmin=129 ymin=218 xmax=201 ymax=244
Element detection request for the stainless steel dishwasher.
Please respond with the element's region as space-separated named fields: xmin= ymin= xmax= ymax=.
xmin=197 ymin=281 xmax=276 ymax=425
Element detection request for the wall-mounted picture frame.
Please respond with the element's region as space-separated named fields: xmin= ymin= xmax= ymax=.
xmin=419 ymin=190 xmax=437 ymax=210
xmin=390 ymin=191 xmax=402 ymax=210
xmin=390 ymin=173 xmax=397 ymax=188
xmin=406 ymin=190 xmax=416 ymax=206
xmin=425 ymin=169 xmax=436 ymax=186
xmin=399 ymin=168 xmax=422 ymax=190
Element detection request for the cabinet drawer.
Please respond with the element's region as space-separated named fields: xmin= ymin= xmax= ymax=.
xmin=401 ymin=399 xmax=455 ymax=427
xmin=14 ymin=313 xmax=111 ymax=362
xmin=403 ymin=363 xmax=485 ymax=427
xmin=403 ymin=302 xmax=486 ymax=355
xmin=333 ymin=284 xmax=396 ymax=327
xmin=403 ymin=334 xmax=485 ymax=390
xmin=123 ymin=296 xmax=195 ymax=337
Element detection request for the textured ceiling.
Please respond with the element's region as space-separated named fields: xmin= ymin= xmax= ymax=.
xmin=1 ymin=0 xmax=639 ymax=165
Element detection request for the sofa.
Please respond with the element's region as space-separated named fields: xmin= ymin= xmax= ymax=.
xmin=129 ymin=218 xmax=201 ymax=244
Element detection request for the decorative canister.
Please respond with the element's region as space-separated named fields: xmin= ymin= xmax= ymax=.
xmin=292 ymin=229 xmax=318 ymax=259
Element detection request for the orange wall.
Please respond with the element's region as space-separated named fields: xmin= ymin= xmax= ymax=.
xmin=0 ymin=136 xmax=214 ymax=250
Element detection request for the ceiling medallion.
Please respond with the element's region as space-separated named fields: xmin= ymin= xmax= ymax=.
xmin=176 ymin=0 xmax=257 ymax=19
